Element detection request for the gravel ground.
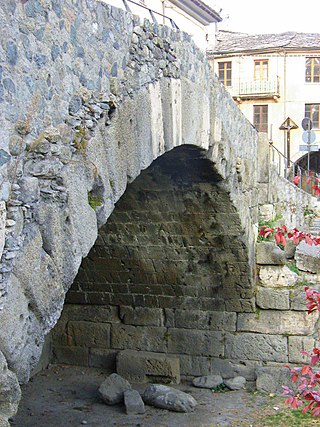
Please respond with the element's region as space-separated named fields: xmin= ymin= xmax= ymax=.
xmin=11 ymin=365 xmax=287 ymax=427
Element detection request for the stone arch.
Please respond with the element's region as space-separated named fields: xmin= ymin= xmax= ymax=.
xmin=52 ymin=144 xmax=255 ymax=380
xmin=0 ymin=0 xmax=258 ymax=419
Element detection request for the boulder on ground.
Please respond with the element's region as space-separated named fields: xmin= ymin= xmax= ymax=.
xmin=224 ymin=376 xmax=246 ymax=390
xmin=143 ymin=384 xmax=197 ymax=412
xmin=124 ymin=389 xmax=145 ymax=415
xmin=98 ymin=373 xmax=131 ymax=405
xmin=192 ymin=375 xmax=223 ymax=389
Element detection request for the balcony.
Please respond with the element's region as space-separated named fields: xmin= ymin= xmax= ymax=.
xmin=228 ymin=77 xmax=280 ymax=101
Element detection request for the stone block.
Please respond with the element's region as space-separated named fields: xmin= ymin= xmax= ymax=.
xmin=256 ymin=365 xmax=294 ymax=393
xmin=224 ymin=376 xmax=246 ymax=390
xmin=237 ymin=310 xmax=318 ymax=335
xmin=98 ymin=373 xmax=131 ymax=405
xmin=167 ymin=329 xmax=224 ymax=357
xmin=119 ymin=306 xmax=164 ymax=326
xmin=63 ymin=304 xmax=120 ymax=324
xmin=225 ymin=332 xmax=288 ymax=362
xmin=174 ymin=309 xmax=236 ymax=331
xmin=124 ymin=389 xmax=145 ymax=415
xmin=256 ymin=242 xmax=286 ymax=265
xmin=288 ymin=336 xmax=316 ymax=364
xmin=111 ymin=325 xmax=167 ymax=352
xmin=211 ymin=358 xmax=260 ymax=382
xmin=192 ymin=375 xmax=223 ymax=389
xmin=0 ymin=352 xmax=21 ymax=419
xmin=295 ymin=241 xmax=320 ymax=273
xmin=258 ymin=204 xmax=274 ymax=222
xmin=285 ymin=239 xmax=296 ymax=259
xmin=67 ymin=321 xmax=111 ymax=348
xmin=53 ymin=345 xmax=89 ymax=366
xmin=89 ymin=348 xmax=117 ymax=370
xmin=142 ymin=384 xmax=197 ymax=412
xmin=225 ymin=298 xmax=255 ymax=313
xmin=258 ymin=265 xmax=299 ymax=287
xmin=178 ymin=355 xmax=212 ymax=377
xmin=117 ymin=350 xmax=180 ymax=384
xmin=256 ymin=287 xmax=290 ymax=310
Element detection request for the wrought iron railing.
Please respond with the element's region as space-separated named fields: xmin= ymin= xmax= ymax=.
xmin=228 ymin=77 xmax=280 ymax=98
xmin=121 ymin=0 xmax=179 ymax=29
xmin=239 ymin=78 xmax=279 ymax=96
xmin=269 ymin=141 xmax=320 ymax=196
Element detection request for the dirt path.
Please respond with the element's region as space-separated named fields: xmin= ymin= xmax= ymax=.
xmin=10 ymin=365 xmax=302 ymax=427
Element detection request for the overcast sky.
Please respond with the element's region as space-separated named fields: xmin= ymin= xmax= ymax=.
xmin=209 ymin=0 xmax=320 ymax=34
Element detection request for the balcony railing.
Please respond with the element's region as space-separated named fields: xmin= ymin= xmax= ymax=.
xmin=228 ymin=77 xmax=280 ymax=99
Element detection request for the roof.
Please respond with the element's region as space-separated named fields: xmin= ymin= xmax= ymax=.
xmin=169 ymin=0 xmax=222 ymax=25
xmin=210 ymin=31 xmax=320 ymax=55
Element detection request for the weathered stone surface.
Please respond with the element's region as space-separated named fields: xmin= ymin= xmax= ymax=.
xmin=0 ymin=275 xmax=45 ymax=383
xmin=117 ymin=350 xmax=180 ymax=384
xmin=225 ymin=333 xmax=288 ymax=362
xmin=237 ymin=310 xmax=318 ymax=335
xmin=258 ymin=204 xmax=274 ymax=222
xmin=192 ymin=375 xmax=223 ymax=389
xmin=120 ymin=306 xmax=164 ymax=326
xmin=67 ymin=321 xmax=110 ymax=348
xmin=111 ymin=325 xmax=167 ymax=352
xmin=52 ymin=346 xmax=89 ymax=367
xmin=124 ymin=389 xmax=145 ymax=415
xmin=174 ymin=310 xmax=237 ymax=331
xmin=256 ymin=242 xmax=286 ymax=265
xmin=168 ymin=329 xmax=224 ymax=357
xmin=0 ymin=351 xmax=21 ymax=419
xmin=256 ymin=287 xmax=290 ymax=310
xmin=256 ymin=366 xmax=294 ymax=393
xmin=0 ymin=202 xmax=6 ymax=260
xmin=258 ymin=265 xmax=299 ymax=287
xmin=143 ymin=384 xmax=197 ymax=412
xmin=13 ymin=226 xmax=65 ymax=332
xmin=89 ymin=348 xmax=117 ymax=370
xmin=288 ymin=336 xmax=317 ymax=364
xmin=295 ymin=241 xmax=320 ymax=273
xmin=224 ymin=376 xmax=246 ymax=390
xmin=98 ymin=373 xmax=132 ymax=405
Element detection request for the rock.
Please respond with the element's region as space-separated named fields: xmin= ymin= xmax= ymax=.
xmin=224 ymin=376 xmax=246 ymax=390
xmin=124 ymin=389 xmax=145 ymax=415
xmin=142 ymin=384 xmax=197 ymax=412
xmin=192 ymin=375 xmax=223 ymax=389
xmin=98 ymin=373 xmax=132 ymax=405
xmin=18 ymin=177 xmax=39 ymax=204
xmin=295 ymin=241 xmax=320 ymax=273
xmin=256 ymin=366 xmax=295 ymax=394
xmin=117 ymin=350 xmax=180 ymax=384
xmin=256 ymin=242 xmax=286 ymax=265
xmin=258 ymin=265 xmax=299 ymax=287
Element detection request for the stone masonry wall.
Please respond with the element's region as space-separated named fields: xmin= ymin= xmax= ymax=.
xmin=0 ymin=0 xmax=259 ymax=421
xmin=258 ymin=133 xmax=317 ymax=229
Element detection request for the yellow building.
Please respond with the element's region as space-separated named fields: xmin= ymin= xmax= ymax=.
xmin=208 ymin=31 xmax=320 ymax=174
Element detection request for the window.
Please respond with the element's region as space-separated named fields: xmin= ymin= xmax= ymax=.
xmin=305 ymin=57 xmax=320 ymax=83
xmin=305 ymin=104 xmax=320 ymax=129
xmin=254 ymin=60 xmax=268 ymax=81
xmin=253 ymin=105 xmax=268 ymax=132
xmin=218 ymin=61 xmax=232 ymax=86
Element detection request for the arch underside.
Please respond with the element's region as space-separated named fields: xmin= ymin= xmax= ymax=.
xmin=52 ymin=145 xmax=254 ymax=378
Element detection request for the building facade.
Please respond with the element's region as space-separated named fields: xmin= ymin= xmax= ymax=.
xmin=208 ymin=31 xmax=320 ymax=174
xmin=103 ymin=0 xmax=221 ymax=50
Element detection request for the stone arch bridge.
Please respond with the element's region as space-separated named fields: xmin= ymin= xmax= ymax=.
xmin=0 ymin=0 xmax=315 ymax=421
